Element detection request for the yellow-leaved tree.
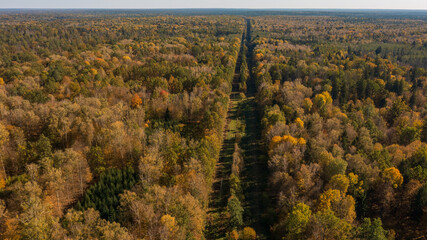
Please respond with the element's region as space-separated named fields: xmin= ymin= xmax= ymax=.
xmin=131 ymin=94 xmax=142 ymax=108
xmin=383 ymin=167 xmax=403 ymax=188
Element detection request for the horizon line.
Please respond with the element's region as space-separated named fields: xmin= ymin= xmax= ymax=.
xmin=0 ymin=8 xmax=427 ymax=11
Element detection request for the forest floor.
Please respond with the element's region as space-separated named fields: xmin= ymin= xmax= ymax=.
xmin=205 ymin=19 xmax=272 ymax=240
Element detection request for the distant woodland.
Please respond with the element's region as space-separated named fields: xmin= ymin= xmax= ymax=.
xmin=0 ymin=10 xmax=425 ymax=240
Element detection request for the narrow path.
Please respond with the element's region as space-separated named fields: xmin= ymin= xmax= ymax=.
xmin=205 ymin=27 xmax=246 ymax=240
xmin=205 ymin=19 xmax=272 ymax=240
xmin=240 ymin=18 xmax=272 ymax=239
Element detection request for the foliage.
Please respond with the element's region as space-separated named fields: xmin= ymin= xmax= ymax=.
xmin=241 ymin=227 xmax=257 ymax=240
xmin=227 ymin=195 xmax=244 ymax=229
xmin=76 ymin=167 xmax=137 ymax=221
xmin=357 ymin=218 xmax=389 ymax=240
xmin=284 ymin=202 xmax=311 ymax=239
xmin=383 ymin=167 xmax=403 ymax=188
xmin=0 ymin=10 xmax=426 ymax=239
xmin=253 ymin=14 xmax=426 ymax=239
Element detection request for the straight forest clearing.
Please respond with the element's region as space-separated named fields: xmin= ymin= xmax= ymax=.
xmin=205 ymin=19 xmax=272 ymax=240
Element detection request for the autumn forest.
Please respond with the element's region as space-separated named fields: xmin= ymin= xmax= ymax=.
xmin=0 ymin=9 xmax=426 ymax=240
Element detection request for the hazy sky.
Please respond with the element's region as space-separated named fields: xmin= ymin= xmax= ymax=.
xmin=1 ymin=0 xmax=426 ymax=10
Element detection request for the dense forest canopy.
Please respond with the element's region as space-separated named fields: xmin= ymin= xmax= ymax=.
xmin=0 ymin=10 xmax=425 ymax=240
xmin=0 ymin=13 xmax=244 ymax=239
xmin=251 ymin=15 xmax=427 ymax=239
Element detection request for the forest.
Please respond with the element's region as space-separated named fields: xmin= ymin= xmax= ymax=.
xmin=0 ymin=9 xmax=425 ymax=240
xmin=251 ymin=15 xmax=427 ymax=239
